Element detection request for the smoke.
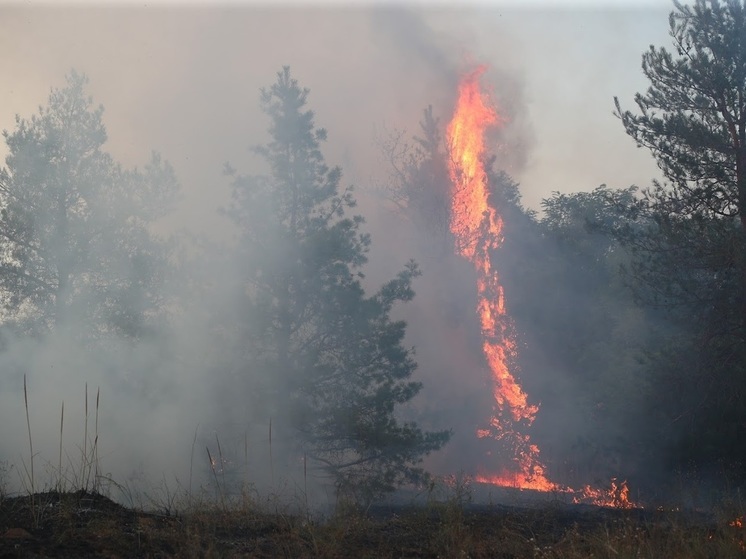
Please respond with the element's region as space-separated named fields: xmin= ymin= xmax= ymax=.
xmin=0 ymin=3 xmax=673 ymax=506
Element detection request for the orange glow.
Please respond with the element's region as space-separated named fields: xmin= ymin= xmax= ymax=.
xmin=446 ymin=67 xmax=538 ymax=424
xmin=446 ymin=66 xmax=639 ymax=508
xmin=571 ymin=479 xmax=633 ymax=509
xmin=446 ymin=66 xmax=554 ymax=492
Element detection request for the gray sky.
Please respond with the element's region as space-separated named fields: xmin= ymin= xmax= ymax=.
xmin=0 ymin=2 xmax=670 ymax=233
xmin=0 ymin=0 xmax=682 ymax=495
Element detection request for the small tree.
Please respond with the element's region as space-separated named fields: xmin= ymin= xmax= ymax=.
xmin=225 ymin=67 xmax=449 ymax=499
xmin=0 ymin=71 xmax=179 ymax=339
xmin=378 ymin=106 xmax=452 ymax=253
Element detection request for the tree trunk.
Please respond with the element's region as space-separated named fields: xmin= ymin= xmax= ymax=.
xmin=54 ymin=181 xmax=69 ymax=327
xmin=738 ymin=146 xmax=746 ymax=340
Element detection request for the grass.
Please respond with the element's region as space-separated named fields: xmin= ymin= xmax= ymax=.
xmin=2 ymin=489 xmax=746 ymax=558
xmin=2 ymin=381 xmax=746 ymax=558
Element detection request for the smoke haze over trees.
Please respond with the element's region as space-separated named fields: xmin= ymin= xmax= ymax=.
xmin=1 ymin=0 xmax=746 ymax=508
xmin=221 ymin=67 xmax=449 ymax=500
xmin=0 ymin=71 xmax=179 ymax=340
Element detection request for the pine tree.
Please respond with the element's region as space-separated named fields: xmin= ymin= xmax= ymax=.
xmin=0 ymin=71 xmax=179 ymax=339
xmin=225 ymin=67 xmax=449 ymax=499
xmin=615 ymin=0 xmax=746 ymax=473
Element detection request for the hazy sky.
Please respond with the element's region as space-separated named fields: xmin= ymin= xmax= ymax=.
xmin=0 ymin=0 xmax=685 ymax=497
xmin=0 ymin=2 xmax=671 ymax=234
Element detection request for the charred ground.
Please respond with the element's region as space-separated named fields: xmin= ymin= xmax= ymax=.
xmin=0 ymin=489 xmax=744 ymax=558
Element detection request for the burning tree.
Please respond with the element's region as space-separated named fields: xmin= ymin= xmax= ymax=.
xmin=224 ymin=67 xmax=450 ymax=500
xmin=375 ymin=69 xmax=641 ymax=503
xmin=444 ymin=67 xmax=556 ymax=490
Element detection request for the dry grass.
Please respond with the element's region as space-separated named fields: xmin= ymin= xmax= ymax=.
xmin=1 ymin=490 xmax=746 ymax=558
xmin=3 ymin=381 xmax=746 ymax=558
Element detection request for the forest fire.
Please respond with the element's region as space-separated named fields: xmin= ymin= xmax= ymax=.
xmin=572 ymin=479 xmax=633 ymax=509
xmin=446 ymin=66 xmax=636 ymax=509
xmin=446 ymin=65 xmax=555 ymax=493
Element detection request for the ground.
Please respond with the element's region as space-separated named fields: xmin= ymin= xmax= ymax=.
xmin=0 ymin=489 xmax=744 ymax=558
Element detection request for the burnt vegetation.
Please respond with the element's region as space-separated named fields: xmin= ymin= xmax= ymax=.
xmin=2 ymin=0 xmax=746 ymax=556
xmin=2 ymin=488 xmax=745 ymax=559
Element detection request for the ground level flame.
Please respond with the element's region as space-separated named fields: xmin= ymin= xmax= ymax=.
xmin=445 ymin=65 xmax=638 ymax=509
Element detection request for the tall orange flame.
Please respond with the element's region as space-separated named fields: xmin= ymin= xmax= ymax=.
xmin=445 ymin=66 xmax=639 ymax=508
xmin=446 ymin=66 xmax=555 ymax=491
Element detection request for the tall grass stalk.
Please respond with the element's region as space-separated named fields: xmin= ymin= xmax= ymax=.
xmin=244 ymin=431 xmax=249 ymax=490
xmin=188 ymin=424 xmax=199 ymax=505
xmin=303 ymin=452 xmax=309 ymax=514
xmin=215 ymin=433 xmax=225 ymax=490
xmin=206 ymin=446 xmax=226 ymax=510
xmin=82 ymin=382 xmax=88 ymax=490
xmin=269 ymin=417 xmax=274 ymax=487
xmin=58 ymin=401 xmax=64 ymax=491
xmin=23 ymin=374 xmax=35 ymax=504
xmin=93 ymin=387 xmax=100 ymax=490
xmin=77 ymin=384 xmax=101 ymax=493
